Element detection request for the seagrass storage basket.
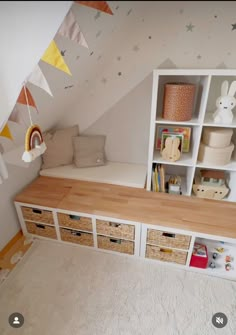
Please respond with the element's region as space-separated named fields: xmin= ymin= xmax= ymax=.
xmin=60 ymin=228 xmax=94 ymax=247
xmin=96 ymin=219 xmax=135 ymax=240
xmin=146 ymin=245 xmax=188 ymax=265
xmin=26 ymin=222 xmax=57 ymax=239
xmin=22 ymin=206 xmax=54 ymax=225
xmin=97 ymin=235 xmax=134 ymax=255
xmin=57 ymin=213 xmax=92 ymax=232
xmin=147 ymin=229 xmax=191 ymax=250
xmin=162 ymin=83 xmax=196 ymax=121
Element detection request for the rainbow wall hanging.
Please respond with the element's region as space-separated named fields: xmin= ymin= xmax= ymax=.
xmin=22 ymin=124 xmax=46 ymax=163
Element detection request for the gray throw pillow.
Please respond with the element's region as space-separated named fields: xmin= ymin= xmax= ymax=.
xmin=73 ymin=135 xmax=106 ymax=168
xmin=41 ymin=125 xmax=79 ymax=169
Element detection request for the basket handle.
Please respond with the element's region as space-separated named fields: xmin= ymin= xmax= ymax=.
xmin=71 ymin=231 xmax=81 ymax=236
xmin=36 ymin=224 xmax=45 ymax=229
xmin=162 ymin=232 xmax=175 ymax=238
xmin=109 ymin=222 xmax=121 ymax=228
xmin=160 ymin=248 xmax=173 ymax=254
xmin=69 ymin=215 xmax=81 ymax=221
xmin=33 ymin=209 xmax=42 ymax=214
xmin=110 ymin=238 xmax=121 ymax=244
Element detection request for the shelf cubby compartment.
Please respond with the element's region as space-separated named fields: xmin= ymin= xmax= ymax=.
xmin=192 ymin=168 xmax=236 ymax=202
xmin=189 ymin=237 xmax=236 ymax=279
xmin=153 ymin=124 xmax=200 ymax=167
xmin=151 ymin=164 xmax=194 ymax=196
xmin=204 ymin=75 xmax=236 ymax=127
xmin=155 ymin=74 xmax=210 ymax=124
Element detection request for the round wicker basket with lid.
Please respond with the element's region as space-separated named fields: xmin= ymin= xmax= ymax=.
xmin=162 ymin=82 xmax=196 ymax=121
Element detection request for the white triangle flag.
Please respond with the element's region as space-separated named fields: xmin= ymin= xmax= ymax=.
xmin=27 ymin=64 xmax=53 ymax=96
xmin=58 ymin=9 xmax=88 ymax=48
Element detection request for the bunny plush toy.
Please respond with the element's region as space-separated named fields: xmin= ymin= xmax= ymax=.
xmin=213 ymin=80 xmax=236 ymax=124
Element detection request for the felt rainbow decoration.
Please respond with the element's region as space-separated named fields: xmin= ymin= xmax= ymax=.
xmin=22 ymin=124 xmax=46 ymax=162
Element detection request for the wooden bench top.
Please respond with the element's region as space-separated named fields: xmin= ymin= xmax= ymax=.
xmin=15 ymin=176 xmax=236 ymax=239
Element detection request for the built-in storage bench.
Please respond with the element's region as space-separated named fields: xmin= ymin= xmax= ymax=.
xmin=14 ymin=176 xmax=236 ymax=281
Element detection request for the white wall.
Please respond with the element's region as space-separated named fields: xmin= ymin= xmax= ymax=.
xmin=83 ymin=74 xmax=152 ymax=164
xmin=0 ymin=1 xmax=72 ymax=131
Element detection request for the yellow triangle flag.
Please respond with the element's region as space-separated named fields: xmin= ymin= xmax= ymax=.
xmin=41 ymin=40 xmax=72 ymax=75
xmin=0 ymin=124 xmax=13 ymax=140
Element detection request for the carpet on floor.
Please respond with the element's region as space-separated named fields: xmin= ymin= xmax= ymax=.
xmin=0 ymin=239 xmax=235 ymax=335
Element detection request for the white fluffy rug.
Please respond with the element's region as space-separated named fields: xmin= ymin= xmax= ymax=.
xmin=0 ymin=239 xmax=236 ymax=335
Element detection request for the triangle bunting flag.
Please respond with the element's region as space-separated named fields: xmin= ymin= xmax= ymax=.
xmin=17 ymin=87 xmax=38 ymax=111
xmin=75 ymin=1 xmax=113 ymax=15
xmin=41 ymin=40 xmax=72 ymax=75
xmin=27 ymin=64 xmax=53 ymax=96
xmin=58 ymin=9 xmax=88 ymax=48
xmin=0 ymin=124 xmax=13 ymax=140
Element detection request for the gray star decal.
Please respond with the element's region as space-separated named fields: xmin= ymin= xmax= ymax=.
xmin=60 ymin=50 xmax=66 ymax=56
xmin=197 ymin=54 xmax=202 ymax=59
xmin=232 ymin=23 xmax=236 ymax=30
xmin=117 ymin=56 xmax=121 ymax=61
xmin=101 ymin=78 xmax=107 ymax=84
xmin=94 ymin=11 xmax=101 ymax=20
xmin=186 ymin=23 xmax=195 ymax=32
xmin=127 ymin=9 xmax=132 ymax=16
xmin=133 ymin=45 xmax=140 ymax=52
xmin=96 ymin=30 xmax=102 ymax=38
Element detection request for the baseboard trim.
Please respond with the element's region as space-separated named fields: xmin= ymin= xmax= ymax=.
xmin=0 ymin=230 xmax=23 ymax=258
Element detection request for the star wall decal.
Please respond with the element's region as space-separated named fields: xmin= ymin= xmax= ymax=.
xmin=115 ymin=6 xmax=119 ymax=10
xmin=97 ymin=55 xmax=102 ymax=61
xmin=186 ymin=23 xmax=195 ymax=32
xmin=117 ymin=56 xmax=121 ymax=61
xmin=60 ymin=50 xmax=66 ymax=56
xmin=94 ymin=11 xmax=101 ymax=20
xmin=96 ymin=30 xmax=102 ymax=38
xmin=197 ymin=54 xmax=202 ymax=59
xmin=179 ymin=9 xmax=184 ymax=14
xmin=127 ymin=9 xmax=132 ymax=16
xmin=90 ymin=51 xmax=94 ymax=56
xmin=133 ymin=45 xmax=140 ymax=52
xmin=232 ymin=23 xmax=236 ymax=30
xmin=64 ymin=85 xmax=74 ymax=89
xmin=76 ymin=55 xmax=80 ymax=60
xmin=118 ymin=72 xmax=122 ymax=76
xmin=101 ymin=78 xmax=107 ymax=84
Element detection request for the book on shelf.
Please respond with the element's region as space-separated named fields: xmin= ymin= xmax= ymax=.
xmin=156 ymin=126 xmax=191 ymax=153
xmin=151 ymin=163 xmax=165 ymax=192
xmin=192 ymin=243 xmax=207 ymax=258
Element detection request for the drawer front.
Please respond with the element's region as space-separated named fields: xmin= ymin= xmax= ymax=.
xmin=57 ymin=213 xmax=92 ymax=232
xmin=22 ymin=206 xmax=54 ymax=225
xmin=146 ymin=245 xmax=187 ymax=265
xmin=147 ymin=229 xmax=191 ymax=250
xmin=60 ymin=228 xmax=94 ymax=247
xmin=96 ymin=219 xmax=135 ymax=240
xmin=26 ymin=221 xmax=57 ymax=239
xmin=97 ymin=235 xmax=134 ymax=255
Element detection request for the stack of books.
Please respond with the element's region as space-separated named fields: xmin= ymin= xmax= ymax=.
xmin=151 ymin=163 xmax=165 ymax=192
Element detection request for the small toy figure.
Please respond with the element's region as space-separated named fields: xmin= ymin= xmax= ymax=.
xmin=209 ymin=262 xmax=216 ymax=269
xmin=215 ymin=247 xmax=224 ymax=253
xmin=225 ymin=263 xmax=232 ymax=271
xmin=213 ymin=80 xmax=236 ymax=124
xmin=225 ymin=255 xmax=234 ymax=263
xmin=212 ymin=252 xmax=218 ymax=259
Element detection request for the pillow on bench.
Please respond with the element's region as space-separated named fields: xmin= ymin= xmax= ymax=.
xmin=42 ymin=125 xmax=79 ymax=169
xmin=73 ymin=135 xmax=106 ymax=168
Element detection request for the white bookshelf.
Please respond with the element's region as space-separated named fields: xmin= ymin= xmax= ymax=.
xmin=147 ymin=69 xmax=236 ymax=202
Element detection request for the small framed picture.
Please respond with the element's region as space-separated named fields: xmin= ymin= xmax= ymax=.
xmin=161 ymin=132 xmax=184 ymax=153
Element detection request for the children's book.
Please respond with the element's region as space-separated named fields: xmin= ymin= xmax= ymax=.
xmin=156 ymin=126 xmax=191 ymax=152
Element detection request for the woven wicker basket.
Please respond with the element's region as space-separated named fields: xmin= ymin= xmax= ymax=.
xmin=57 ymin=213 xmax=92 ymax=232
xmin=162 ymin=83 xmax=196 ymax=121
xmin=147 ymin=229 xmax=191 ymax=250
xmin=26 ymin=221 xmax=57 ymax=239
xmin=97 ymin=235 xmax=134 ymax=255
xmin=96 ymin=219 xmax=135 ymax=240
xmin=146 ymin=244 xmax=187 ymax=265
xmin=60 ymin=228 xmax=94 ymax=247
xmin=22 ymin=206 xmax=54 ymax=225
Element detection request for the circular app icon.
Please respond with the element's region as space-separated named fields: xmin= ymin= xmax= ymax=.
xmin=212 ymin=312 xmax=228 ymax=328
xmin=9 ymin=312 xmax=24 ymax=328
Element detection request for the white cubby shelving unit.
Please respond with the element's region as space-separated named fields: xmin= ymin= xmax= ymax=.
xmin=147 ymin=69 xmax=236 ymax=202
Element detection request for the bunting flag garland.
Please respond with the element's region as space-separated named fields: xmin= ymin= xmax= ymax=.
xmin=41 ymin=40 xmax=72 ymax=75
xmin=17 ymin=86 xmax=38 ymax=111
xmin=74 ymin=1 xmax=113 ymax=15
xmin=8 ymin=105 xmax=27 ymax=125
xmin=58 ymin=9 xmax=89 ymax=48
xmin=0 ymin=124 xmax=13 ymax=140
xmin=27 ymin=64 xmax=53 ymax=96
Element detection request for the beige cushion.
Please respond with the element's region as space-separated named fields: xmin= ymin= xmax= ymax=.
xmin=73 ymin=135 xmax=106 ymax=168
xmin=42 ymin=125 xmax=79 ymax=169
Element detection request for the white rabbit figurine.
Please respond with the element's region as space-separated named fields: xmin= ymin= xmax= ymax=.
xmin=212 ymin=80 xmax=236 ymax=124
